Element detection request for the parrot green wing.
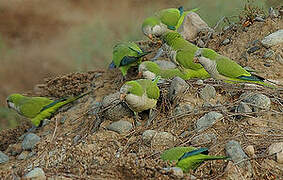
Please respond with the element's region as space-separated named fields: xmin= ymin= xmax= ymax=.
xmin=161 ymin=146 xmax=197 ymax=163
xmin=125 ymin=81 xmax=145 ymax=97
xmin=136 ymin=79 xmax=160 ymax=100
xmin=142 ymin=16 xmax=161 ymax=29
xmin=156 ymin=8 xmax=181 ymax=30
xmin=176 ymin=49 xmax=204 ymax=70
xmin=215 ymin=55 xmax=251 ymax=79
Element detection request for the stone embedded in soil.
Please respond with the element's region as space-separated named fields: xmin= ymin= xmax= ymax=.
xmin=17 ymin=151 xmax=29 ymax=160
xmin=24 ymin=167 xmax=46 ymax=180
xmin=222 ymin=38 xmax=230 ymax=45
xmin=263 ymin=50 xmax=274 ymax=59
xmin=199 ymin=84 xmax=216 ymax=101
xmin=173 ymin=103 xmax=193 ymax=116
xmin=155 ymin=60 xmax=177 ymax=70
xmin=6 ymin=143 xmax=22 ymax=156
xmin=236 ymin=102 xmax=252 ymax=113
xmin=240 ymin=93 xmax=271 ymax=112
xmin=196 ymin=79 xmax=203 ymax=85
xmin=261 ymin=29 xmax=283 ymax=48
xmin=254 ymin=16 xmax=265 ymax=22
xmin=0 ymin=151 xmax=9 ymax=164
xmin=268 ymin=142 xmax=283 ymax=164
xmin=151 ymin=132 xmax=176 ymax=151
xmin=102 ymin=92 xmax=133 ymax=121
xmin=190 ymin=133 xmax=216 ymax=145
xmin=275 ymin=54 xmax=283 ymax=64
xmin=179 ymin=12 xmax=213 ymax=41
xmin=168 ymin=77 xmax=188 ymax=101
xmin=162 ymin=167 xmax=183 ymax=178
xmin=195 ymin=111 xmax=223 ymax=132
xmin=247 ymin=46 xmax=260 ymax=54
xmin=107 ymin=120 xmax=133 ymax=134
xmin=142 ymin=130 xmax=157 ymax=145
xmin=245 ymin=145 xmax=255 ymax=157
xmin=22 ymin=133 xmax=41 ymax=150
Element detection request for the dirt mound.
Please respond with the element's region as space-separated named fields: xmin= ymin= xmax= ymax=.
xmin=0 ymin=15 xmax=282 ymax=180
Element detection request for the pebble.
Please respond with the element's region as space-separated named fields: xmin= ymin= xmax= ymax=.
xmin=190 ymin=133 xmax=216 ymax=145
xmin=102 ymin=92 xmax=133 ymax=121
xmin=60 ymin=116 xmax=67 ymax=124
xmin=264 ymin=63 xmax=271 ymax=67
xmin=247 ymin=46 xmax=260 ymax=54
xmin=107 ymin=120 xmax=133 ymax=134
xmin=236 ymin=102 xmax=252 ymax=113
xmin=151 ymin=132 xmax=176 ymax=151
xmin=0 ymin=151 xmax=9 ymax=164
xmin=261 ymin=29 xmax=283 ymax=48
xmin=142 ymin=130 xmax=157 ymax=145
xmin=24 ymin=167 xmax=46 ymax=180
xmin=173 ymin=103 xmax=193 ymax=116
xmin=6 ymin=143 xmax=22 ymax=156
xmin=22 ymin=133 xmax=41 ymax=150
xmin=268 ymin=142 xmax=283 ymax=164
xmin=168 ymin=77 xmax=188 ymax=101
xmin=195 ymin=111 xmax=223 ymax=132
xmin=254 ymin=16 xmax=265 ymax=22
xmin=73 ymin=135 xmax=81 ymax=144
xmin=196 ymin=79 xmax=204 ymax=85
xmin=241 ymin=93 xmax=271 ymax=112
xmin=269 ymin=7 xmax=279 ymax=18
xmin=276 ymin=54 xmax=283 ymax=64
xmin=199 ymin=84 xmax=216 ymax=101
xmin=17 ymin=151 xmax=29 ymax=160
xmin=222 ymin=38 xmax=230 ymax=45
xmin=245 ymin=145 xmax=255 ymax=157
xmin=263 ymin=50 xmax=274 ymax=59
xmin=163 ymin=167 xmax=183 ymax=178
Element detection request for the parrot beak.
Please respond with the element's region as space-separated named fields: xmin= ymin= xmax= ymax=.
xmin=120 ymin=93 xmax=126 ymax=101
xmin=137 ymin=71 xmax=143 ymax=78
xmin=193 ymin=57 xmax=200 ymax=64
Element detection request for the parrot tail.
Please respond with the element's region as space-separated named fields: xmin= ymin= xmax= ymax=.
xmin=239 ymin=75 xmax=264 ymax=82
xmin=120 ymin=51 xmax=151 ymax=66
xmin=201 ymin=155 xmax=228 ymax=161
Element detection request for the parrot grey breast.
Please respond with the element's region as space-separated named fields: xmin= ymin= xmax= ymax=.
xmin=125 ymin=93 xmax=157 ymax=113
xmin=7 ymin=102 xmax=21 ymax=114
xmin=198 ymin=57 xmax=222 ymax=79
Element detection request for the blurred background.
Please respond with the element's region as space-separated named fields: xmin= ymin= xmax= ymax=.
xmin=0 ymin=0 xmax=280 ymax=130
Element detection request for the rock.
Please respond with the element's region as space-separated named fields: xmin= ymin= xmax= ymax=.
xmin=107 ymin=120 xmax=133 ymax=134
xmin=6 ymin=143 xmax=22 ymax=156
xmin=155 ymin=60 xmax=176 ymax=70
xmin=24 ymin=167 xmax=46 ymax=180
xmin=222 ymin=38 xmax=230 ymax=45
xmin=17 ymin=151 xmax=30 ymax=160
xmin=173 ymin=103 xmax=193 ymax=116
xmin=261 ymin=29 xmax=283 ymax=48
xmin=163 ymin=167 xmax=183 ymax=178
xmin=241 ymin=93 xmax=271 ymax=112
xmin=190 ymin=133 xmax=216 ymax=145
xmin=245 ymin=145 xmax=255 ymax=157
xmin=22 ymin=133 xmax=41 ymax=150
xmin=268 ymin=142 xmax=283 ymax=163
xmin=269 ymin=7 xmax=279 ymax=18
xmin=179 ymin=12 xmax=213 ymax=41
xmin=195 ymin=111 xmax=223 ymax=132
xmin=0 ymin=151 xmax=9 ymax=164
xmin=151 ymin=132 xmax=176 ymax=151
xmin=247 ymin=46 xmax=260 ymax=54
xmin=73 ymin=135 xmax=81 ymax=144
xmin=225 ymin=140 xmax=253 ymax=178
xmin=236 ymin=102 xmax=252 ymax=113
xmin=263 ymin=50 xmax=274 ymax=59
xmin=142 ymin=130 xmax=157 ymax=145
xmin=199 ymin=84 xmax=216 ymax=101
xmin=254 ymin=16 xmax=265 ymax=22
xmin=168 ymin=77 xmax=188 ymax=101
xmin=102 ymin=92 xmax=133 ymax=121
xmin=196 ymin=79 xmax=203 ymax=85
xmin=276 ymin=54 xmax=283 ymax=64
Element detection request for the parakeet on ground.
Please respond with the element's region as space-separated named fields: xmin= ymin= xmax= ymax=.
xmin=120 ymin=76 xmax=160 ymax=123
xmin=112 ymin=42 xmax=150 ymax=76
xmin=7 ymin=92 xmax=90 ymax=127
xmin=194 ymin=48 xmax=275 ymax=87
xmin=161 ymin=146 xmax=228 ymax=172
xmin=160 ymin=31 xmax=210 ymax=79
xmin=142 ymin=7 xmax=198 ymax=39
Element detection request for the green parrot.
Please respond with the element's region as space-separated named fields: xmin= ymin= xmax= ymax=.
xmin=120 ymin=76 xmax=160 ymax=124
xmin=194 ymin=48 xmax=275 ymax=88
xmin=6 ymin=92 xmax=90 ymax=127
xmin=161 ymin=146 xmax=228 ymax=172
xmin=112 ymin=42 xmax=150 ymax=76
xmin=142 ymin=7 xmax=198 ymax=39
xmin=160 ymin=31 xmax=210 ymax=79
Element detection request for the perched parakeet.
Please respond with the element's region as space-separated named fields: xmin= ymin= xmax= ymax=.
xmin=194 ymin=48 xmax=275 ymax=87
xmin=120 ymin=76 xmax=160 ymax=122
xmin=142 ymin=7 xmax=198 ymax=39
xmin=112 ymin=42 xmax=150 ymax=76
xmin=161 ymin=146 xmax=228 ymax=172
xmin=7 ymin=92 xmax=90 ymax=127
xmin=160 ymin=31 xmax=210 ymax=79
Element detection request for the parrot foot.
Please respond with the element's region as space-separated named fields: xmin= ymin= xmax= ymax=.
xmin=151 ymin=48 xmax=164 ymax=61
xmin=133 ymin=112 xmax=142 ymax=127
xmin=146 ymin=108 xmax=158 ymax=127
xmin=26 ymin=125 xmax=38 ymax=133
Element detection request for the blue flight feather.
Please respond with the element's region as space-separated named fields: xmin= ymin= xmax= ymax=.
xmin=109 ymin=61 xmax=116 ymax=69
xmin=178 ymin=148 xmax=209 ymax=161
xmin=178 ymin=6 xmax=184 ymax=16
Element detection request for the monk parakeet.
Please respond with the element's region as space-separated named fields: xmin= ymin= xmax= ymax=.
xmin=112 ymin=42 xmax=150 ymax=76
xmin=120 ymin=76 xmax=160 ymax=124
xmin=142 ymin=7 xmax=198 ymax=39
xmin=7 ymin=92 xmax=90 ymax=127
xmin=161 ymin=146 xmax=228 ymax=172
xmin=160 ymin=32 xmax=210 ymax=79
xmin=194 ymin=48 xmax=275 ymax=87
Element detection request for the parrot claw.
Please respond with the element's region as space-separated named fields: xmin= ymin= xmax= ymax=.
xmin=146 ymin=108 xmax=157 ymax=127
